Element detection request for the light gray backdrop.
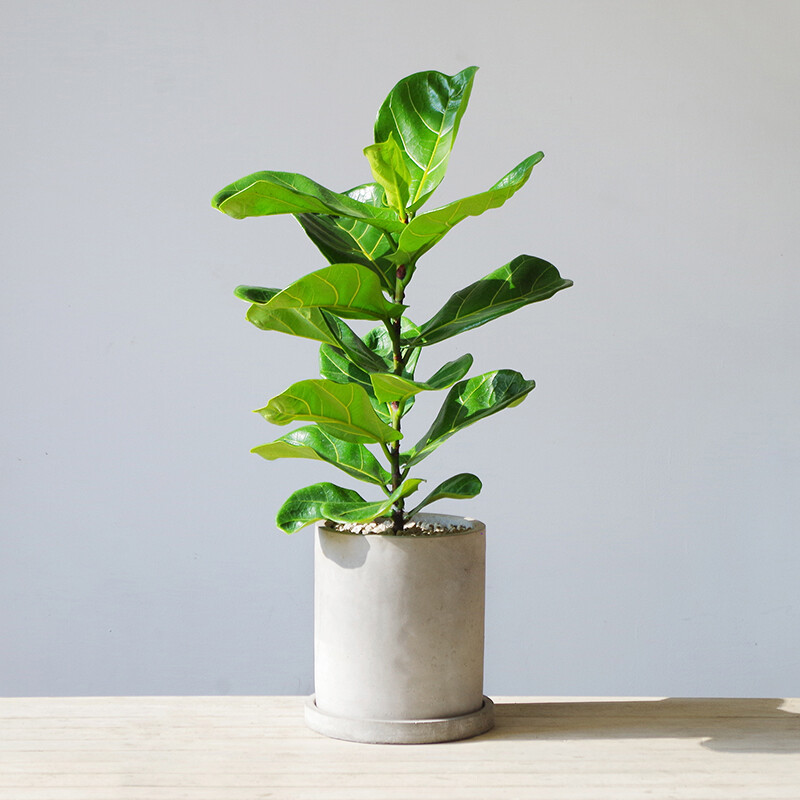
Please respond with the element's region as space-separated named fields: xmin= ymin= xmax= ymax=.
xmin=2 ymin=1 xmax=798 ymax=697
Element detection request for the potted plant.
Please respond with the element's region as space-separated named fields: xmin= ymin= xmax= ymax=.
xmin=212 ymin=67 xmax=572 ymax=743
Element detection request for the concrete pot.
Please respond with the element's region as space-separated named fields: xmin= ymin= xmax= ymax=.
xmin=304 ymin=513 xmax=494 ymax=744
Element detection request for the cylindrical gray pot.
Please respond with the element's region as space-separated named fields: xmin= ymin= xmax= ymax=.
xmin=305 ymin=513 xmax=494 ymax=744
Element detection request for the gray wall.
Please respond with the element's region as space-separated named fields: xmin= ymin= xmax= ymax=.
xmin=2 ymin=1 xmax=798 ymax=697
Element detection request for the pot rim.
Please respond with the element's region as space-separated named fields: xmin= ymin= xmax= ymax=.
xmin=317 ymin=511 xmax=485 ymax=538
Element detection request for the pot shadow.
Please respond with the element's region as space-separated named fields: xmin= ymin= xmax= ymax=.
xmin=483 ymin=698 xmax=800 ymax=754
xmin=318 ymin=531 xmax=371 ymax=569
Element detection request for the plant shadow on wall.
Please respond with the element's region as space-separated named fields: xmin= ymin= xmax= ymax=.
xmin=486 ymin=698 xmax=800 ymax=754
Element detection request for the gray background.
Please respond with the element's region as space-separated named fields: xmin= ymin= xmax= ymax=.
xmin=2 ymin=1 xmax=798 ymax=697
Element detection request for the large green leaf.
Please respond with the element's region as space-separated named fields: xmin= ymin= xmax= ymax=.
xmin=369 ymin=353 xmax=473 ymax=404
xmin=252 ymin=425 xmax=390 ymax=487
xmin=403 ymin=370 xmax=536 ymax=466
xmin=394 ymin=152 xmax=544 ymax=265
xmin=212 ymin=170 xmax=404 ymax=234
xmin=319 ymin=340 xmax=375 ymax=396
xmin=409 ymin=255 xmax=573 ymax=347
xmin=242 ymin=288 xmax=337 ymax=345
xmin=407 ymin=473 xmax=482 ymax=517
xmin=276 ymin=482 xmax=365 ymax=534
xmin=263 ymin=264 xmax=404 ymax=321
xmin=318 ymin=320 xmax=422 ymax=389
xmin=321 ymin=479 xmax=424 ymax=525
xmin=375 ymin=67 xmax=478 ymax=211
xmin=236 ymin=286 xmax=386 ymax=374
xmin=363 ymin=134 xmax=411 ymax=218
xmin=319 ymin=319 xmax=422 ymax=422
xmin=258 ymin=379 xmax=402 ymax=444
xmin=295 ymin=184 xmax=398 ymax=292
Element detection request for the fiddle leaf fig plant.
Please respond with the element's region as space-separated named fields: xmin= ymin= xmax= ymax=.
xmin=213 ymin=67 xmax=572 ymax=535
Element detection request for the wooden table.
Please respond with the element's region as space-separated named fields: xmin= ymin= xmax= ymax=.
xmin=2 ymin=696 xmax=798 ymax=799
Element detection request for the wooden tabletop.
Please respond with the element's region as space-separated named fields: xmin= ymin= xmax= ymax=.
xmin=2 ymin=696 xmax=798 ymax=799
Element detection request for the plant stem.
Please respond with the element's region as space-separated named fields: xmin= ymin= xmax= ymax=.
xmin=389 ymin=263 xmax=407 ymax=534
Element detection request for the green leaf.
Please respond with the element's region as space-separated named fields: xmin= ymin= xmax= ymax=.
xmin=363 ymin=134 xmax=411 ymax=217
xmin=375 ymin=67 xmax=478 ymax=211
xmin=237 ymin=286 xmax=386 ymax=373
xmin=319 ymin=341 xmax=375 ymax=396
xmin=363 ymin=318 xmax=422 ymax=378
xmin=319 ymin=319 xmax=422 ymax=422
xmin=409 ymin=255 xmax=573 ymax=346
xmin=403 ymin=370 xmax=536 ymax=466
xmin=318 ymin=341 xmax=394 ymax=425
xmin=321 ymin=479 xmax=424 ymax=525
xmin=234 ymin=285 xmax=278 ymax=304
xmin=394 ymin=152 xmax=544 ymax=265
xmin=295 ymin=184 xmax=398 ymax=292
xmin=276 ymin=482 xmax=365 ymax=534
xmin=318 ymin=319 xmax=421 ymax=389
xmin=407 ymin=473 xmax=482 ymax=517
xmin=245 ymin=294 xmax=338 ymax=345
xmin=369 ymin=354 xmax=473 ymax=404
xmin=252 ymin=425 xmax=390 ymax=486
xmin=264 ymin=263 xmax=404 ymax=321
xmin=212 ymin=170 xmax=404 ymax=233
xmin=258 ymin=379 xmax=402 ymax=444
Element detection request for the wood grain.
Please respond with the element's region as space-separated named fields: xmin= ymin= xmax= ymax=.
xmin=1 ymin=696 xmax=798 ymax=799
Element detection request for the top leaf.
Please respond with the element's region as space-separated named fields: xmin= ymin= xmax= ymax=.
xmin=392 ymin=152 xmax=544 ymax=266
xmin=363 ymin=134 xmax=412 ymax=218
xmin=375 ymin=67 xmax=478 ymax=211
xmin=212 ymin=170 xmax=404 ymax=234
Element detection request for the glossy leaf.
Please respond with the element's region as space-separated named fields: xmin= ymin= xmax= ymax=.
xmin=363 ymin=318 xmax=422 ymax=377
xmin=370 ymin=354 xmax=473 ymax=404
xmin=403 ymin=370 xmax=536 ymax=466
xmin=234 ymin=286 xmax=278 ymax=304
xmin=394 ymin=152 xmax=544 ymax=265
xmin=258 ymin=379 xmax=402 ymax=444
xmin=252 ymin=426 xmax=390 ymax=486
xmin=319 ymin=341 xmax=375 ymax=396
xmin=407 ymin=473 xmax=482 ymax=517
xmin=319 ymin=319 xmax=422 ymax=422
xmin=319 ymin=319 xmax=421 ymax=387
xmin=409 ymin=255 xmax=573 ymax=346
xmin=363 ymin=134 xmax=411 ymax=217
xmin=212 ymin=170 xmax=404 ymax=234
xmin=276 ymin=482 xmax=365 ymax=534
xmin=245 ymin=294 xmax=338 ymax=345
xmin=321 ymin=479 xmax=424 ymax=525
xmin=263 ymin=263 xmax=404 ymax=321
xmin=237 ymin=286 xmax=386 ymax=374
xmin=375 ymin=67 xmax=478 ymax=211
xmin=295 ymin=184 xmax=397 ymax=292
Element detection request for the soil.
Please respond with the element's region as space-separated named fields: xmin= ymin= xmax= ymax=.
xmin=326 ymin=517 xmax=471 ymax=536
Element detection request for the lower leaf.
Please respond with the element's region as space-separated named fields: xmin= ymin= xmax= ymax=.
xmin=406 ymin=473 xmax=482 ymax=517
xmin=252 ymin=426 xmax=390 ymax=486
xmin=276 ymin=482 xmax=365 ymax=534
xmin=321 ymin=479 xmax=424 ymax=525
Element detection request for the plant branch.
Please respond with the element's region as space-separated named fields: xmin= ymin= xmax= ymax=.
xmin=388 ymin=259 xmax=409 ymax=533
